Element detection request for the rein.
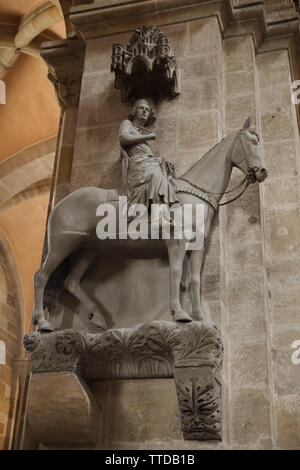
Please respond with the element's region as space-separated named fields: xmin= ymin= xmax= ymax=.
xmin=219 ymin=179 xmax=250 ymax=206
xmin=176 ymin=130 xmax=259 ymax=208
xmin=177 ymin=174 xmax=251 ymax=207
xmin=177 ymin=151 xmax=258 ymax=209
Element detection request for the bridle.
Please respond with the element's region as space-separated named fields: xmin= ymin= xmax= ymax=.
xmin=177 ymin=130 xmax=259 ymax=208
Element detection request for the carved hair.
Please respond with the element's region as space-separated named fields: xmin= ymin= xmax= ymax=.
xmin=128 ymin=98 xmax=156 ymax=125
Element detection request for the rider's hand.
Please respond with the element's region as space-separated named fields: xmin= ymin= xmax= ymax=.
xmin=147 ymin=132 xmax=157 ymax=140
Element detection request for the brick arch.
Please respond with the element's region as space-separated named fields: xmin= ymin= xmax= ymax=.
xmin=0 ymin=136 xmax=55 ymax=209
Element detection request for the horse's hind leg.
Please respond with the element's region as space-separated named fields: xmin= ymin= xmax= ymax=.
xmin=180 ymin=253 xmax=192 ymax=314
xmin=33 ymin=233 xmax=83 ymax=332
xmin=63 ymin=248 xmax=109 ymax=331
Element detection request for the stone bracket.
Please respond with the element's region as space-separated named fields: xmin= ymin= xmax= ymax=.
xmin=174 ymin=365 xmax=222 ymax=441
xmin=24 ymin=321 xmax=223 ymax=442
xmin=40 ymin=35 xmax=86 ymax=109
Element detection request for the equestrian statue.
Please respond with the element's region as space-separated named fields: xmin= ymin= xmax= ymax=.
xmin=32 ymin=99 xmax=267 ymax=332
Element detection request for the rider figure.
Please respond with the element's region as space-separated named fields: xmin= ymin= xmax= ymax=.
xmin=119 ymin=98 xmax=179 ymax=212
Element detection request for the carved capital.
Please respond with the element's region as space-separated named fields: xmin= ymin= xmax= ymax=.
xmin=40 ymin=35 xmax=85 ymax=109
xmin=24 ymin=330 xmax=86 ymax=374
xmin=48 ymin=72 xmax=82 ymax=109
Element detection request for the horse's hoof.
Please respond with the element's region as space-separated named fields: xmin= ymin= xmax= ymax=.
xmin=174 ymin=310 xmax=193 ymax=323
xmin=37 ymin=320 xmax=54 ymax=333
xmin=88 ymin=312 xmax=107 ymax=332
xmin=192 ymin=311 xmax=205 ymax=322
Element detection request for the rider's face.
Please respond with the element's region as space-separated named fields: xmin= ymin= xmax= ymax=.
xmin=135 ymin=103 xmax=150 ymax=123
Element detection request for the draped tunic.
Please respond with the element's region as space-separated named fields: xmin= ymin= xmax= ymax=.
xmin=119 ymin=120 xmax=178 ymax=208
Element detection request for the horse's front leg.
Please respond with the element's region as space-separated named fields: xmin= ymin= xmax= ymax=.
xmin=166 ymin=239 xmax=193 ymax=323
xmin=189 ymin=249 xmax=211 ymax=323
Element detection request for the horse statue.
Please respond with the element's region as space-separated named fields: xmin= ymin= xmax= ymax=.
xmin=33 ymin=116 xmax=267 ymax=332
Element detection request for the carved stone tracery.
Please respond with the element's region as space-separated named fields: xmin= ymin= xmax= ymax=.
xmin=111 ymin=25 xmax=181 ymax=102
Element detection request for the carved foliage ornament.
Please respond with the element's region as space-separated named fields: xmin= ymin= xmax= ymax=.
xmin=111 ymin=26 xmax=181 ymax=102
xmin=24 ymin=321 xmax=222 ymax=441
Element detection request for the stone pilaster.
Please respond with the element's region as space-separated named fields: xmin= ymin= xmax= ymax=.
xmin=222 ymin=34 xmax=272 ymax=449
xmin=256 ymin=47 xmax=300 ymax=450
xmin=41 ymin=35 xmax=85 ymax=207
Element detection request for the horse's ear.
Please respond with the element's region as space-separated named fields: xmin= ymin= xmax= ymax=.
xmin=242 ymin=116 xmax=253 ymax=129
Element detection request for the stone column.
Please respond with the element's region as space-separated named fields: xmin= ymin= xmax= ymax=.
xmin=256 ymin=48 xmax=300 ymax=450
xmin=40 ymin=36 xmax=85 ymax=208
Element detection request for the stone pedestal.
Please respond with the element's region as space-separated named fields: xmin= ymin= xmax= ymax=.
xmin=24 ymin=321 xmax=222 ymax=448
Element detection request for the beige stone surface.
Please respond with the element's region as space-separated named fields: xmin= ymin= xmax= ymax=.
xmin=225 ymin=94 xmax=257 ymax=131
xmin=179 ymin=76 xmax=221 ymax=113
xmin=230 ymin=388 xmax=271 ymax=449
xmin=181 ymin=53 xmax=222 ymax=80
xmin=188 ymin=18 xmax=221 ymax=56
xmin=230 ymin=342 xmax=269 ymax=387
xmin=87 ymin=377 xmax=222 ymax=449
xmin=27 ymin=372 xmax=99 ymax=448
xmin=262 ymin=139 xmax=298 ymax=178
xmin=92 ymin=379 xmax=182 ymax=446
xmin=224 ymin=36 xmax=255 ymax=74
xmin=257 ymin=39 xmax=300 ymax=449
xmin=177 ymin=110 xmax=219 ymax=151
xmin=275 ymin=394 xmax=300 ymax=449
xmin=266 ymin=209 xmax=300 ymax=257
